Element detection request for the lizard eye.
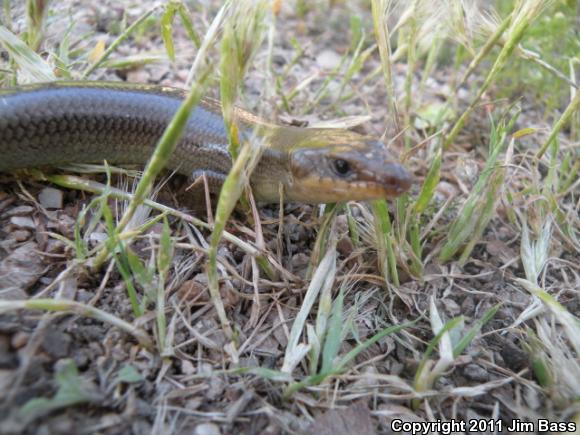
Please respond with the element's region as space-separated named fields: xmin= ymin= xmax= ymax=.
xmin=334 ymin=159 xmax=350 ymax=176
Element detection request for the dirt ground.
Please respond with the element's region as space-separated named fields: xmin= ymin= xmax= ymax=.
xmin=0 ymin=1 xmax=578 ymax=434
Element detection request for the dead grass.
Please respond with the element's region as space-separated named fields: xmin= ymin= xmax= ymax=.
xmin=0 ymin=0 xmax=578 ymax=433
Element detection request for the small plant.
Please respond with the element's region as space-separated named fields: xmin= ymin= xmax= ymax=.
xmin=281 ymin=244 xmax=416 ymax=397
xmin=412 ymin=299 xmax=499 ymax=409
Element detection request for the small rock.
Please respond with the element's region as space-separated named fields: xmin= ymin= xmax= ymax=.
xmin=177 ymin=280 xmax=208 ymax=303
xmin=291 ymin=253 xmax=310 ymax=276
xmin=455 ymin=156 xmax=479 ymax=185
xmin=308 ymin=401 xmax=375 ymax=435
xmin=486 ymin=239 xmax=516 ymax=264
xmin=442 ymin=298 xmax=461 ymax=317
xmin=149 ymin=65 xmax=169 ymax=83
xmin=45 ymin=239 xmax=66 ymax=254
xmin=335 ymin=214 xmax=348 ymax=232
xmin=42 ymin=330 xmax=72 ymax=359
xmin=176 ymin=68 xmax=189 ymax=83
xmin=9 ymin=216 xmax=36 ymax=230
xmin=77 ymin=289 xmax=93 ymax=304
xmin=0 ymin=196 xmax=15 ymax=213
xmin=73 ymin=349 xmax=90 ymax=369
xmin=463 ymin=363 xmax=489 ymax=382
xmin=239 ymin=355 xmax=260 ymax=369
xmin=205 ymin=374 xmax=225 ymax=401
xmin=461 ymin=296 xmax=475 ymax=315
xmin=500 ymin=339 xmax=528 ymax=371
xmin=185 ymin=397 xmax=202 ymax=410
xmin=38 ymin=187 xmax=64 ymax=209
xmin=1 ymin=205 xmax=34 ymax=218
xmin=180 ymin=360 xmax=196 ymax=376
xmin=316 ymin=49 xmax=342 ymax=70
xmin=89 ymin=232 xmax=108 ymax=244
xmin=337 ymin=236 xmax=354 ymax=257
xmin=0 ymin=242 xmax=45 ymax=291
xmin=194 ymin=423 xmax=221 ymax=435
xmin=435 ymin=181 xmax=458 ymax=199
xmin=11 ymin=331 xmax=30 ymax=349
xmin=10 ymin=230 xmax=31 ymax=242
xmin=126 ymin=69 xmax=150 ymax=83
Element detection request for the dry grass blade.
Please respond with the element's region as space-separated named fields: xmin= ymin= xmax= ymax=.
xmin=26 ymin=0 xmax=50 ymax=50
xmin=0 ymin=25 xmax=54 ymax=82
xmin=520 ymin=216 xmax=552 ymax=283
xmin=439 ymin=114 xmax=516 ymax=263
xmin=35 ymin=172 xmax=267 ymax=257
xmin=517 ymin=279 xmax=580 ymax=355
xmin=1 ymin=0 xmax=579 ymax=431
xmin=282 ymin=244 xmax=336 ymax=374
xmin=371 ymin=0 xmax=401 ymax=137
xmin=0 ymin=299 xmax=154 ymax=349
xmin=444 ymin=0 xmax=550 ymax=149
xmin=206 ymin=0 xmax=268 ymax=342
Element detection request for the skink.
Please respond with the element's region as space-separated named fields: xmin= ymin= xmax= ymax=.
xmin=0 ymin=81 xmax=412 ymax=203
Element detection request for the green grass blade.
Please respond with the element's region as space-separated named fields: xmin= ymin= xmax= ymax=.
xmin=320 ymin=287 xmax=344 ymax=374
xmin=453 ymin=304 xmax=500 ymax=357
xmin=82 ymin=6 xmax=160 ymax=78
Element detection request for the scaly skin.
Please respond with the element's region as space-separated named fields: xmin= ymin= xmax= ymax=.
xmin=0 ymin=81 xmax=412 ymax=203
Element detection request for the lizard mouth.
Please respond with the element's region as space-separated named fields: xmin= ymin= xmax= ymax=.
xmin=287 ymin=170 xmax=413 ymax=203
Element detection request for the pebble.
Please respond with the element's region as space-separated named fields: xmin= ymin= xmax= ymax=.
xmin=2 ymin=205 xmax=34 ymax=218
xmin=9 ymin=216 xmax=36 ymax=230
xmin=180 ymin=359 xmax=196 ymax=376
xmin=463 ymin=363 xmax=490 ymax=382
xmin=38 ymin=187 xmax=64 ymax=209
xmin=442 ymin=298 xmax=461 ymax=317
xmin=11 ymin=331 xmax=30 ymax=349
xmin=337 ymin=235 xmax=354 ymax=257
xmin=290 ymin=253 xmax=310 ymax=277
xmin=177 ymin=280 xmax=208 ymax=302
xmin=126 ymin=69 xmax=150 ymax=83
xmin=316 ymin=49 xmax=342 ymax=70
xmin=194 ymin=423 xmax=221 ymax=435
xmin=10 ymin=230 xmax=31 ymax=242
xmin=0 ymin=242 xmax=45 ymax=291
xmin=42 ymin=330 xmax=72 ymax=359
xmin=89 ymin=232 xmax=108 ymax=244
xmin=0 ymin=197 xmax=15 ymax=213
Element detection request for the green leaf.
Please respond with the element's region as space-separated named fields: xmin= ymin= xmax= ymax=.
xmin=337 ymin=320 xmax=417 ymax=371
xmin=115 ymin=365 xmax=145 ymax=384
xmin=126 ymin=247 xmax=153 ymax=290
xmin=321 ymin=287 xmax=344 ymax=374
xmin=414 ymin=144 xmax=441 ymax=214
xmin=247 ymin=367 xmax=293 ymax=382
xmin=18 ymin=360 xmax=98 ymax=424
xmin=453 ymin=304 xmax=500 ymax=357
xmin=414 ymin=102 xmax=455 ymax=130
